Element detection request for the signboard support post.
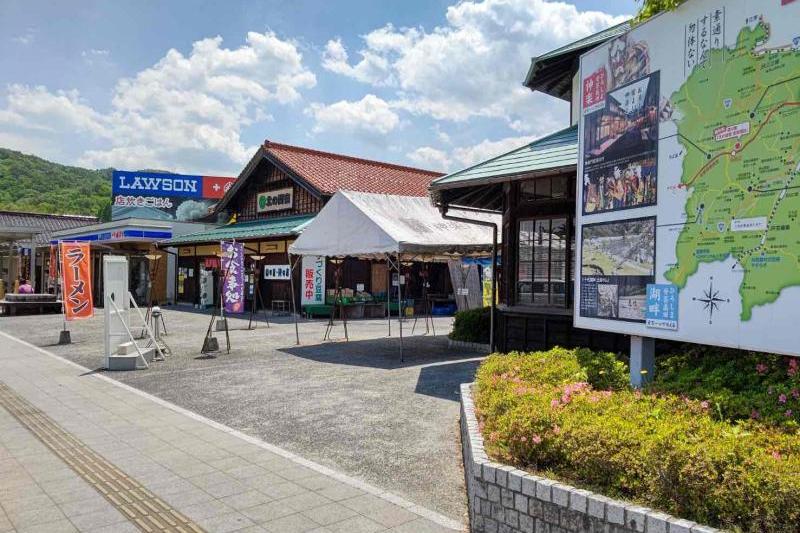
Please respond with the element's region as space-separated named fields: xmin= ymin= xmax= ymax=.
xmin=629 ymin=335 xmax=655 ymax=388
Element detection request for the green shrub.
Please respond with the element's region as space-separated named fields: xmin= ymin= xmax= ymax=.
xmin=651 ymin=344 xmax=800 ymax=429
xmin=474 ymin=348 xmax=800 ymax=532
xmin=449 ymin=306 xmax=490 ymax=343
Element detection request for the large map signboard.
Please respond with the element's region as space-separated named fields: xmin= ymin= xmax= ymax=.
xmin=575 ymin=0 xmax=800 ymax=355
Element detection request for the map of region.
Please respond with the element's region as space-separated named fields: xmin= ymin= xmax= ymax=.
xmin=665 ymin=18 xmax=800 ymax=321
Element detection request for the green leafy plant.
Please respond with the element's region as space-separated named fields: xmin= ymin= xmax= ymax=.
xmin=449 ymin=306 xmax=491 ymax=343
xmin=474 ymin=348 xmax=800 ymax=532
xmin=635 ymin=0 xmax=688 ymax=23
xmin=651 ymin=344 xmax=800 ymax=429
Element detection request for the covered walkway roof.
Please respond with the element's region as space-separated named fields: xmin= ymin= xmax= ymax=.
xmin=157 ymin=215 xmax=314 ymax=247
xmin=289 ymin=190 xmax=498 ymax=260
xmin=429 ymin=125 xmax=577 ymax=212
xmin=523 ymin=21 xmax=630 ymax=101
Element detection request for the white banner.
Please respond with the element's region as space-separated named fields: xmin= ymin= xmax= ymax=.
xmin=264 ymin=264 xmax=291 ymax=280
xmin=301 ymin=256 xmax=326 ymax=306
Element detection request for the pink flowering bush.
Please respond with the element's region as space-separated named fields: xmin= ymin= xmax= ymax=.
xmin=474 ymin=348 xmax=800 ymax=532
xmin=652 ymin=344 xmax=800 ymax=428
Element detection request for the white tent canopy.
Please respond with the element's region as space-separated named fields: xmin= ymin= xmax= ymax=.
xmin=288 ymin=190 xmax=499 ymax=259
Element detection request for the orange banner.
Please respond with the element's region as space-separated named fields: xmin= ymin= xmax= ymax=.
xmin=60 ymin=242 xmax=93 ymax=320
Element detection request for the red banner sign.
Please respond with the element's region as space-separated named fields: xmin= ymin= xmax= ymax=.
xmin=60 ymin=242 xmax=93 ymax=320
xmin=582 ymin=67 xmax=607 ymax=111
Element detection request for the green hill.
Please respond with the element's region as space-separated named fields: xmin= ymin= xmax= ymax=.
xmin=0 ymin=148 xmax=113 ymax=220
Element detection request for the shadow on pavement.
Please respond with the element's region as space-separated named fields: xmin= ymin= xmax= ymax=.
xmin=281 ymin=334 xmax=483 ymax=370
xmin=414 ymin=359 xmax=482 ymax=401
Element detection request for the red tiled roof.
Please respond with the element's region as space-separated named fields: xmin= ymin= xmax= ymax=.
xmin=263 ymin=141 xmax=444 ymax=197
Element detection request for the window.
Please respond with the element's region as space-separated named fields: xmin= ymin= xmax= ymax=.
xmin=517 ymin=217 xmax=569 ymax=307
xmin=520 ymin=175 xmax=571 ymax=202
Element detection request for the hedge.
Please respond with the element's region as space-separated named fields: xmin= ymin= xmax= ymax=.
xmin=449 ymin=306 xmax=490 ymax=344
xmin=474 ymin=348 xmax=800 ymax=532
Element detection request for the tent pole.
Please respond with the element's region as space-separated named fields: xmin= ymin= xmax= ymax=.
xmin=287 ymin=251 xmax=300 ymax=345
xmin=396 ymin=254 xmax=404 ymax=363
xmin=386 ymin=257 xmax=391 ymax=337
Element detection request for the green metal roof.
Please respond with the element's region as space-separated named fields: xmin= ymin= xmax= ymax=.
xmin=536 ymin=21 xmax=630 ymax=65
xmin=523 ymin=20 xmax=631 ymax=100
xmin=430 ymin=125 xmax=578 ymax=190
xmin=157 ymin=215 xmax=315 ymax=246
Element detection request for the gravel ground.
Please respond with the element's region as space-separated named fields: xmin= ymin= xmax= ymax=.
xmin=0 ymin=307 xmax=483 ymax=521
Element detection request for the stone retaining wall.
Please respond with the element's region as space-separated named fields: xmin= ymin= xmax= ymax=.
xmin=459 ymin=383 xmax=719 ymax=533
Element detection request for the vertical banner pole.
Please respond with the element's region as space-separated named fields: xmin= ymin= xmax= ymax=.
xmin=287 ymin=250 xmax=300 ymax=345
xmin=58 ymin=241 xmax=67 ymax=333
xmin=386 ymin=256 xmax=391 ymax=337
xmin=395 ymin=255 xmax=404 ymax=362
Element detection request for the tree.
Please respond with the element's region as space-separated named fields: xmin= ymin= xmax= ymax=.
xmin=636 ymin=0 xmax=688 ymax=23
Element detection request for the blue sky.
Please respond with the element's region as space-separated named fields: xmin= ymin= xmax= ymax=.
xmin=0 ymin=0 xmax=635 ymax=175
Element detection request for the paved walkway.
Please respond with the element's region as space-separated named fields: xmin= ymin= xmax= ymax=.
xmin=0 ymin=331 xmax=463 ymax=533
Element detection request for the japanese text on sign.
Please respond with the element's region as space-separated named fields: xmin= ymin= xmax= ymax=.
xmin=645 ymin=284 xmax=679 ymax=330
xmin=221 ymin=241 xmax=244 ymax=314
xmin=60 ymin=242 xmax=93 ymax=320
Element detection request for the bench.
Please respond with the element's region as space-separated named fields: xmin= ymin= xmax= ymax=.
xmin=0 ymin=294 xmax=63 ymax=316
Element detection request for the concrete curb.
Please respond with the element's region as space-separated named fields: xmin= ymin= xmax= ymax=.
xmin=448 ymin=339 xmax=491 ymax=353
xmin=460 ymin=383 xmax=720 ymax=533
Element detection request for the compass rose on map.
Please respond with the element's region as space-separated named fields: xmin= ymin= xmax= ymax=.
xmin=692 ymin=277 xmax=730 ymax=325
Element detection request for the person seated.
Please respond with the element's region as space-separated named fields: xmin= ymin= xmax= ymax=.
xmin=18 ymin=278 xmax=33 ymax=294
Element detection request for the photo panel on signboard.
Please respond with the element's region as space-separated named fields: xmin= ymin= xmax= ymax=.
xmin=579 ymin=217 xmax=655 ymax=322
xmin=582 ymin=72 xmax=660 ymax=215
xmin=582 ymin=156 xmax=657 ymax=215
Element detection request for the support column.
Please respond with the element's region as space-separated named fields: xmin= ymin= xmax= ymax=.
xmin=629 ymin=335 xmax=655 ymax=388
xmin=28 ymin=243 xmax=36 ymax=291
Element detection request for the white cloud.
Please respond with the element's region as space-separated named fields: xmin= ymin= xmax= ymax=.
xmin=0 ymin=31 xmax=316 ymax=174
xmin=451 ymin=135 xmax=536 ymax=168
xmin=407 ymin=146 xmax=450 ymax=171
xmin=12 ymin=28 xmax=36 ymax=46
xmin=408 ymin=131 xmax=553 ymax=173
xmin=321 ymin=39 xmax=393 ymax=86
xmin=323 ymin=0 xmax=628 ymax=130
xmin=306 ymin=94 xmax=400 ymax=136
xmin=0 ymin=85 xmax=108 ymax=137
xmin=81 ymin=49 xmax=111 ymax=66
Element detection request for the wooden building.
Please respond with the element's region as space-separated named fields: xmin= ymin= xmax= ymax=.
xmin=0 ymin=210 xmax=97 ymax=297
xmin=429 ymin=24 xmax=631 ymax=353
xmin=158 ymin=140 xmax=444 ymax=311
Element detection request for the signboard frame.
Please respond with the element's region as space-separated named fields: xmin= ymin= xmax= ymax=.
xmin=573 ymin=0 xmax=800 ymax=357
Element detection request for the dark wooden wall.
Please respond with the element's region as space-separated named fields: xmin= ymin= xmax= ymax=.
xmin=496 ymin=172 xmax=628 ymax=353
xmin=231 ymin=159 xmax=324 ymax=222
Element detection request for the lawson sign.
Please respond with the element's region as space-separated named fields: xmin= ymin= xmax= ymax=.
xmin=112 ymin=171 xmax=236 ymax=221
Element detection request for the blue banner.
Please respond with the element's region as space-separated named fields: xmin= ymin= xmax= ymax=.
xmin=112 ymin=171 xmax=203 ymax=199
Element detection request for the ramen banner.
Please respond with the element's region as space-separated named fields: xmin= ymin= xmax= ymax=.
xmin=60 ymin=242 xmax=93 ymax=320
xmin=221 ymin=241 xmax=244 ymax=314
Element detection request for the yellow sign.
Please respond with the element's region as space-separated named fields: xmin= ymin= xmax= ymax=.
xmin=260 ymin=240 xmax=286 ymax=254
xmin=178 ymin=244 xmax=220 ymax=257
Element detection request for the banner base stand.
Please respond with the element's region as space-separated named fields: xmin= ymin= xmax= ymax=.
xmin=215 ymin=318 xmax=228 ymax=332
xmin=202 ymin=336 xmax=220 ymax=353
xmin=58 ymin=330 xmax=71 ymax=345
